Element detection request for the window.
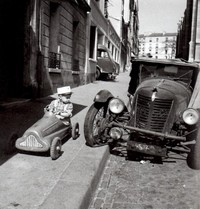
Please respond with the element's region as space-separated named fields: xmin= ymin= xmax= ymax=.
xmin=49 ymin=52 xmax=61 ymax=69
xmin=89 ymin=26 xmax=96 ymax=58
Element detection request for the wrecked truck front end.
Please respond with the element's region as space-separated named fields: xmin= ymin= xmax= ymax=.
xmin=84 ymin=58 xmax=200 ymax=169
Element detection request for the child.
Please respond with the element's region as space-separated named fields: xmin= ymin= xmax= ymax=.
xmin=47 ymin=86 xmax=73 ymax=125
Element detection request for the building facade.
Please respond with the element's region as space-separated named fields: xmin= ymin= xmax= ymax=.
xmin=139 ymin=33 xmax=177 ymax=59
xmin=176 ymin=0 xmax=200 ymax=63
xmin=0 ymin=0 xmax=91 ymax=99
xmin=87 ymin=0 xmax=121 ymax=80
xmin=107 ymin=0 xmax=139 ymax=71
xmin=0 ymin=0 xmax=118 ymax=100
xmin=0 ymin=0 xmax=139 ymax=101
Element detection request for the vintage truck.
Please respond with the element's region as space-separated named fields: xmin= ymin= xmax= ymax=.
xmin=84 ymin=58 xmax=200 ymax=170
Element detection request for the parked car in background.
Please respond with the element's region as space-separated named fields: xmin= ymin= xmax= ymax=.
xmin=96 ymin=44 xmax=120 ymax=80
xmin=84 ymin=58 xmax=200 ymax=170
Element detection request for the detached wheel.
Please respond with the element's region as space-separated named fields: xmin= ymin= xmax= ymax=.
xmin=84 ymin=103 xmax=108 ymax=147
xmin=187 ymin=127 xmax=200 ymax=170
xmin=72 ymin=123 xmax=79 ymax=140
xmin=5 ymin=133 xmax=18 ymax=154
xmin=50 ymin=137 xmax=62 ymax=160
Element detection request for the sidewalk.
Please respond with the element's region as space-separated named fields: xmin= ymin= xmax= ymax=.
xmin=0 ymin=72 xmax=130 ymax=209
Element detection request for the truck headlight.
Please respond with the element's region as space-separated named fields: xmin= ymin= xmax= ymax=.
xmin=182 ymin=108 xmax=199 ymax=125
xmin=109 ymin=127 xmax=122 ymax=140
xmin=109 ymin=98 xmax=125 ymax=114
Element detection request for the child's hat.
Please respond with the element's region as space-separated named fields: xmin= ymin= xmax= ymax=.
xmin=57 ymin=86 xmax=72 ymax=95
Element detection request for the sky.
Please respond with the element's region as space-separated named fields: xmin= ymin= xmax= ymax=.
xmin=139 ymin=0 xmax=187 ymax=34
xmin=107 ymin=0 xmax=187 ymax=36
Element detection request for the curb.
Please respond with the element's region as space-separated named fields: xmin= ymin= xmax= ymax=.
xmin=80 ymin=146 xmax=110 ymax=209
xmin=39 ymin=145 xmax=110 ymax=209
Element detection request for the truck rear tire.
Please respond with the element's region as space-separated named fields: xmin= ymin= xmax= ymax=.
xmin=187 ymin=127 xmax=200 ymax=170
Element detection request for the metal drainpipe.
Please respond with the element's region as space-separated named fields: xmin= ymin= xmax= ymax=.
xmin=189 ymin=0 xmax=198 ymax=62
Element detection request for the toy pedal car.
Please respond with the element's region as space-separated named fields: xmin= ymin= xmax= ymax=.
xmin=15 ymin=111 xmax=79 ymax=160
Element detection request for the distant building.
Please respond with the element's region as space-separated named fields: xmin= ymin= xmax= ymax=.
xmin=139 ymin=33 xmax=177 ymax=59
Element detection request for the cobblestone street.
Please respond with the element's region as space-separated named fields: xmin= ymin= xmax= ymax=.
xmin=89 ymin=142 xmax=200 ymax=209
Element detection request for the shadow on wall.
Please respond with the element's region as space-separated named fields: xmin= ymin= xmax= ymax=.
xmin=0 ymin=97 xmax=86 ymax=165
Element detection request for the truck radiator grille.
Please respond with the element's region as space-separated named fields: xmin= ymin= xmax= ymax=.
xmin=20 ymin=135 xmax=43 ymax=148
xmin=136 ymin=94 xmax=173 ymax=132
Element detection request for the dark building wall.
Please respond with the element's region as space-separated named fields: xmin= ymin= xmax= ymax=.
xmin=176 ymin=0 xmax=193 ymax=60
xmin=0 ymin=0 xmax=28 ymax=99
xmin=0 ymin=0 xmax=51 ymax=100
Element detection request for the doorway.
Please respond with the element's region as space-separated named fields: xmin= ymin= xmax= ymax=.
xmin=0 ymin=0 xmax=26 ymax=100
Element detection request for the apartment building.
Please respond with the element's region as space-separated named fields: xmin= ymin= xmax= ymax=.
xmin=139 ymin=33 xmax=177 ymax=59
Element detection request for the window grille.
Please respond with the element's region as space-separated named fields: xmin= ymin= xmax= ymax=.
xmin=48 ymin=52 xmax=61 ymax=69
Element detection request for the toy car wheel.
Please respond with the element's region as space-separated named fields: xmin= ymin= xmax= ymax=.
xmin=72 ymin=123 xmax=79 ymax=140
xmin=5 ymin=133 xmax=18 ymax=155
xmin=187 ymin=127 xmax=200 ymax=170
xmin=84 ymin=103 xmax=108 ymax=147
xmin=50 ymin=137 xmax=62 ymax=160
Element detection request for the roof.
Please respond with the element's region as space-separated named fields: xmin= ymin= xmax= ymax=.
xmin=133 ymin=58 xmax=199 ymax=68
xmin=139 ymin=32 xmax=177 ymax=38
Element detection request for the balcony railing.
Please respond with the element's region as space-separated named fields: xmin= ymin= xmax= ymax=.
xmin=48 ymin=52 xmax=61 ymax=69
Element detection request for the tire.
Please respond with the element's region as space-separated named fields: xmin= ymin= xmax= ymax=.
xmin=72 ymin=123 xmax=79 ymax=140
xmin=50 ymin=137 xmax=62 ymax=160
xmin=5 ymin=133 xmax=18 ymax=154
xmin=84 ymin=103 xmax=108 ymax=147
xmin=96 ymin=68 xmax=101 ymax=80
xmin=187 ymin=127 xmax=200 ymax=170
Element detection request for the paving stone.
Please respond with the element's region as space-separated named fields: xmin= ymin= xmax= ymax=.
xmin=89 ymin=148 xmax=200 ymax=209
xmin=93 ymin=198 xmax=104 ymax=209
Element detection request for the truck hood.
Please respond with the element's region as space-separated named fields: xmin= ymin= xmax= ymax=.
xmin=134 ymin=78 xmax=192 ymax=130
xmin=136 ymin=78 xmax=192 ymax=103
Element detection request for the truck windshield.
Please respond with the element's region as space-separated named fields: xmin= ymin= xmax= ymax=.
xmin=140 ymin=63 xmax=194 ymax=86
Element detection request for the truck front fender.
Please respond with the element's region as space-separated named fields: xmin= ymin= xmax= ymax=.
xmin=94 ymin=90 xmax=114 ymax=103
